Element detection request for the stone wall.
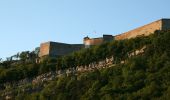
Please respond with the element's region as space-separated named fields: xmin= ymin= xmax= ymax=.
xmin=84 ymin=38 xmax=103 ymax=47
xmin=49 ymin=42 xmax=84 ymax=56
xmin=39 ymin=19 xmax=170 ymax=57
xmin=103 ymin=35 xmax=114 ymax=41
xmin=39 ymin=42 xmax=50 ymax=57
xmin=115 ymin=19 xmax=163 ymax=40
xmin=162 ymin=19 xmax=170 ymax=30
xmin=39 ymin=42 xmax=84 ymax=57
xmin=83 ymin=35 xmax=114 ymax=48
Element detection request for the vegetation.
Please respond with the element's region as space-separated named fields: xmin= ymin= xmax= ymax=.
xmin=0 ymin=30 xmax=150 ymax=84
xmin=0 ymin=30 xmax=170 ymax=99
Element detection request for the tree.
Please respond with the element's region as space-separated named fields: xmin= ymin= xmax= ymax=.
xmin=19 ymin=51 xmax=30 ymax=62
xmin=0 ymin=58 xmax=2 ymax=63
xmin=34 ymin=47 xmax=40 ymax=57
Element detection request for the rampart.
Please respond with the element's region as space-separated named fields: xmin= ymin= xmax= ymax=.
xmin=84 ymin=37 xmax=103 ymax=47
xmin=83 ymin=35 xmax=114 ymax=48
xmin=39 ymin=42 xmax=84 ymax=57
xmin=39 ymin=19 xmax=170 ymax=57
xmin=115 ymin=19 xmax=170 ymax=40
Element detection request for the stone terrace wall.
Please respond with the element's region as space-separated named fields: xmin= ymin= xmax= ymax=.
xmin=115 ymin=19 xmax=162 ymax=40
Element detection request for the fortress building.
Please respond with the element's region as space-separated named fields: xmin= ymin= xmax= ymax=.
xmin=39 ymin=42 xmax=83 ymax=57
xmin=83 ymin=35 xmax=114 ymax=48
xmin=39 ymin=18 xmax=170 ymax=58
xmin=115 ymin=19 xmax=170 ymax=40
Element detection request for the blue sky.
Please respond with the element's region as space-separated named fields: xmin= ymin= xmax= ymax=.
xmin=0 ymin=0 xmax=170 ymax=59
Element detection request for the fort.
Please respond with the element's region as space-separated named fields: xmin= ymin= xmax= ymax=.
xmin=39 ymin=18 xmax=170 ymax=58
xmin=115 ymin=18 xmax=170 ymax=40
xmin=39 ymin=42 xmax=83 ymax=57
xmin=83 ymin=35 xmax=114 ymax=48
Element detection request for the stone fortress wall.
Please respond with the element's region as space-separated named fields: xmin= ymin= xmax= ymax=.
xmin=39 ymin=42 xmax=50 ymax=57
xmin=39 ymin=42 xmax=83 ymax=57
xmin=115 ymin=19 xmax=170 ymax=40
xmin=39 ymin=19 xmax=170 ymax=58
xmin=83 ymin=37 xmax=103 ymax=48
xmin=49 ymin=42 xmax=83 ymax=57
xmin=162 ymin=19 xmax=170 ymax=30
xmin=83 ymin=35 xmax=114 ymax=48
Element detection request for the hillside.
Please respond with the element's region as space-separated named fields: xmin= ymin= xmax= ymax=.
xmin=0 ymin=30 xmax=170 ymax=100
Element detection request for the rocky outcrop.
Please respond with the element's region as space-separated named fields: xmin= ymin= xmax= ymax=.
xmin=32 ymin=56 xmax=114 ymax=84
xmin=128 ymin=46 xmax=146 ymax=57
